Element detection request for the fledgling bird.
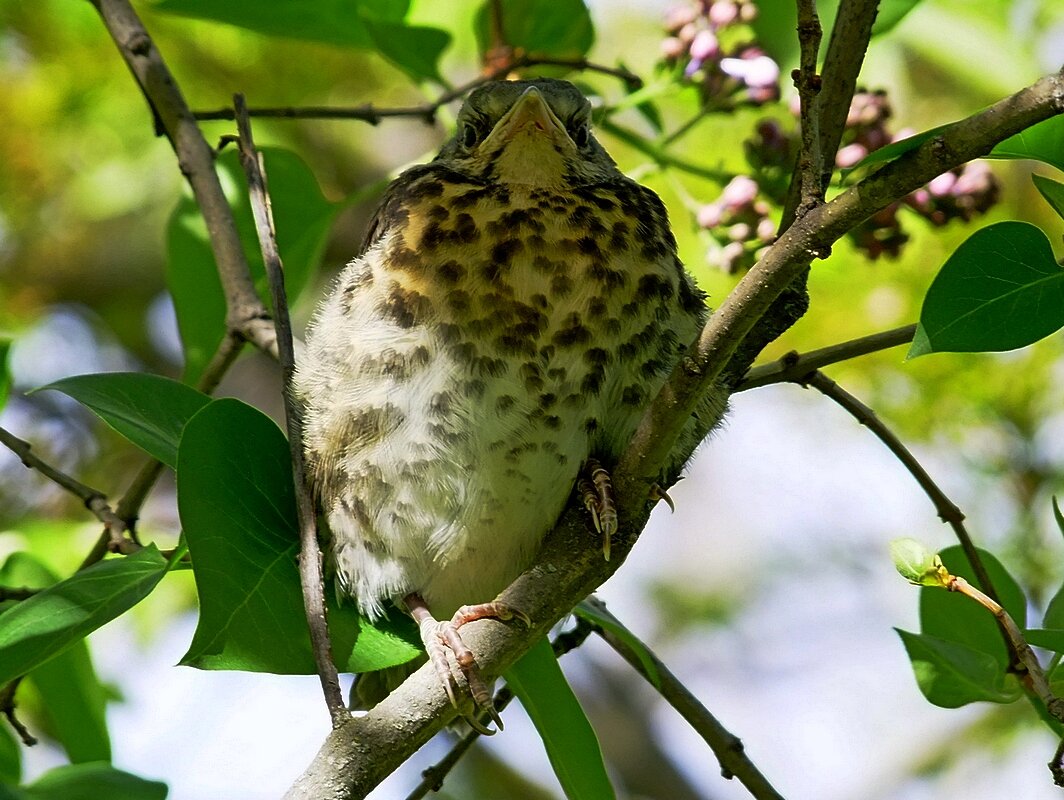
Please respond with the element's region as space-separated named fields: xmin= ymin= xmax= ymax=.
xmin=296 ymin=78 xmax=726 ymax=727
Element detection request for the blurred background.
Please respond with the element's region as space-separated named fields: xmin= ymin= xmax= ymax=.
xmin=1 ymin=0 xmax=1064 ymax=797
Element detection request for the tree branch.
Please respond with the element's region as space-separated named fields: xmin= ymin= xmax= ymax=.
xmin=794 ymin=0 xmax=824 ymax=213
xmin=233 ymin=94 xmax=346 ymax=727
xmin=585 ymin=598 xmax=784 ymax=800
xmin=802 ymin=371 xmax=996 ymax=599
xmin=288 ymin=66 xmax=1064 ymax=800
xmin=737 ymin=323 xmax=915 ymax=391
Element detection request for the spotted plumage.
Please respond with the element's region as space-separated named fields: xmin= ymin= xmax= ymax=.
xmin=296 ymin=79 xmax=725 ymax=715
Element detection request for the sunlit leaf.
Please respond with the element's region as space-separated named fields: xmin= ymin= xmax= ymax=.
xmin=1024 ymin=628 xmax=1064 ymax=653
xmin=0 ymin=714 xmax=20 ymax=784
xmin=153 ymin=0 xmax=406 ymax=49
xmin=991 ymin=115 xmax=1064 ymax=173
xmin=505 ymin=638 xmax=615 ymax=800
xmin=0 ymin=338 xmax=11 ymax=412
xmin=38 ymin=373 xmax=210 ymax=468
xmin=0 ymin=548 xmax=169 ymax=686
xmin=167 ymin=148 xmax=338 ymax=382
xmin=574 ymin=600 xmax=660 ymax=689
xmin=177 ymin=399 xmax=420 ymax=674
xmin=896 ymin=629 xmax=1021 ymax=707
xmin=1033 ymin=173 xmax=1064 ymax=221
xmin=872 ymin=0 xmax=926 ymax=35
xmin=21 ymin=762 xmax=167 ymax=800
xmin=909 ymin=222 xmax=1064 ymax=357
xmin=474 ymin=0 xmax=593 ymax=62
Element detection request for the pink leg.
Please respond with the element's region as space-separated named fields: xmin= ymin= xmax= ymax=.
xmin=404 ymin=593 xmax=529 ymax=734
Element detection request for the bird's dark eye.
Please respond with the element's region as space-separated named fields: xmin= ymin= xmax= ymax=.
xmin=461 ymin=123 xmax=480 ymax=149
xmin=571 ymin=123 xmax=590 ymax=148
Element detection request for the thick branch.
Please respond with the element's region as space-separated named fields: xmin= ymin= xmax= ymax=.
xmin=289 ymin=67 xmax=1064 ymax=799
xmin=616 ymin=68 xmax=1064 ymax=504
xmin=90 ymin=0 xmax=272 ymax=351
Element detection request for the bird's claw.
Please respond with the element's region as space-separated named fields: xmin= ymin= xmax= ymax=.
xmin=578 ymin=459 xmax=618 ymax=560
xmin=650 ymin=482 xmax=676 ymax=513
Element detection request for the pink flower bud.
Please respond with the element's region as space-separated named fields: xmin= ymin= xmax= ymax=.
xmin=927 ymin=172 xmax=956 ymax=197
xmin=661 ymin=37 xmax=688 ymax=60
xmin=756 ymin=217 xmax=777 ymax=242
xmin=697 ymin=203 xmax=724 ymax=228
xmin=835 ymin=143 xmax=868 ymax=168
xmin=728 ymin=222 xmax=752 ymax=241
xmin=720 ymin=175 xmax=759 ymax=207
xmin=708 ymin=1 xmax=740 ymax=27
xmin=689 ymin=29 xmax=719 ymax=61
xmin=665 ymin=4 xmax=699 ymax=32
xmin=720 ymin=54 xmax=779 ymax=88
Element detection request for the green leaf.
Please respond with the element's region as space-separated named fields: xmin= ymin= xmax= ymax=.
xmin=474 ymin=0 xmax=593 ymax=62
xmin=1033 ymin=173 xmax=1064 ymax=221
xmin=908 ymin=222 xmax=1064 ymax=358
xmin=1024 ymin=629 xmax=1064 ymax=653
xmin=505 ymin=638 xmax=615 ymax=800
xmin=37 ymin=373 xmax=210 ymax=468
xmin=919 ymin=545 xmax=1026 ymax=670
xmin=0 ymin=723 xmax=20 ymax=785
xmin=0 ymin=555 xmax=111 ymax=764
xmin=0 ymin=548 xmax=169 ymax=686
xmin=1044 ymin=578 xmax=1064 ymax=631
xmin=167 ymin=148 xmax=338 ymax=382
xmin=896 ymin=629 xmax=1021 ymax=707
xmin=361 ymin=16 xmax=450 ymax=84
xmin=871 ymin=0 xmax=925 ymax=35
xmin=22 ymin=762 xmax=167 ymax=800
xmin=840 ymin=124 xmax=948 ymax=180
xmin=152 ymin=0 xmax=407 ymax=49
xmin=991 ymin=115 xmax=1064 ymax=174
xmin=177 ymin=399 xmax=420 ymax=674
xmin=574 ymin=601 xmax=660 ymax=689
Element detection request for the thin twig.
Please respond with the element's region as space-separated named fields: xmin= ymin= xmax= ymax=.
xmin=234 ymin=93 xmax=346 ymax=727
xmin=802 ymin=371 xmax=998 ymax=600
xmin=585 ymin=599 xmax=785 ymax=800
xmin=597 ymin=118 xmax=732 ymax=183
xmin=948 ymin=576 xmax=1064 ymax=723
xmin=0 ymin=426 xmax=137 ymax=557
xmin=0 ymin=678 xmax=36 ymax=747
xmin=737 ymin=324 xmax=916 ymax=391
xmin=193 ymin=57 xmax=641 ymax=123
xmin=1050 ymin=737 xmax=1064 ymax=786
xmin=793 ymin=0 xmax=824 ymax=213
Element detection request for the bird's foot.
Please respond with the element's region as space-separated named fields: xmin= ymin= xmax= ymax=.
xmin=404 ymin=593 xmax=529 ymax=735
xmin=578 ymin=458 xmax=618 ymax=560
xmin=649 ymin=482 xmax=676 ymax=513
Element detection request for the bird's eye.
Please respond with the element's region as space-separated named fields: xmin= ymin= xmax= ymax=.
xmin=571 ymin=123 xmax=590 ymax=148
xmin=461 ymin=123 xmax=480 ymax=149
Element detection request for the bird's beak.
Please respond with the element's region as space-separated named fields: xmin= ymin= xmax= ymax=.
xmin=485 ymin=86 xmax=573 ymax=148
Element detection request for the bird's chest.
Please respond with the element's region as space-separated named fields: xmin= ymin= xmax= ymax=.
xmin=374 ymin=183 xmax=688 ymax=458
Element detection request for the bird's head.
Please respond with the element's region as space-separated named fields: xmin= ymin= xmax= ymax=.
xmin=435 ymin=79 xmax=618 ymax=188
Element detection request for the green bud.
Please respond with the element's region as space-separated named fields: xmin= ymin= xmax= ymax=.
xmin=890 ymin=538 xmax=951 ymax=588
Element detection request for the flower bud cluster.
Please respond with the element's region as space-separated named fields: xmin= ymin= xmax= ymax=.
xmin=662 ymin=1 xmax=781 ymax=108
xmin=696 ymin=176 xmax=777 ymax=273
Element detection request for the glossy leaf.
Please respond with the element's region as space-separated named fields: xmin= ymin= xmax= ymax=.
xmin=909 ymin=222 xmax=1064 ymax=357
xmin=21 ymin=762 xmax=167 ymax=800
xmin=167 ymin=148 xmax=338 ymax=382
xmin=38 ymin=373 xmax=210 ymax=468
xmin=0 ymin=551 xmax=112 ymax=764
xmin=474 ymin=0 xmax=593 ymax=62
xmin=361 ymin=16 xmax=450 ymax=84
xmin=505 ymin=638 xmax=615 ymax=800
xmin=574 ymin=601 xmax=660 ymax=689
xmin=991 ymin=115 xmax=1064 ymax=173
xmin=0 ymin=548 xmax=168 ymax=686
xmin=1033 ymin=173 xmax=1064 ymax=221
xmin=919 ymin=545 xmax=1025 ymax=670
xmin=177 ymin=399 xmax=420 ymax=674
xmin=153 ymin=0 xmax=406 ymax=49
xmin=871 ymin=0 xmax=925 ymax=35
xmin=1024 ymin=629 xmax=1064 ymax=653
xmin=896 ymin=629 xmax=1021 ymax=707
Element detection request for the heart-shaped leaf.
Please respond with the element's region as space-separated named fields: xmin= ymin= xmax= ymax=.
xmin=38 ymin=373 xmax=210 ymax=468
xmin=474 ymin=0 xmax=593 ymax=63
xmin=177 ymin=398 xmax=420 ymax=674
xmin=896 ymin=629 xmax=1021 ymax=708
